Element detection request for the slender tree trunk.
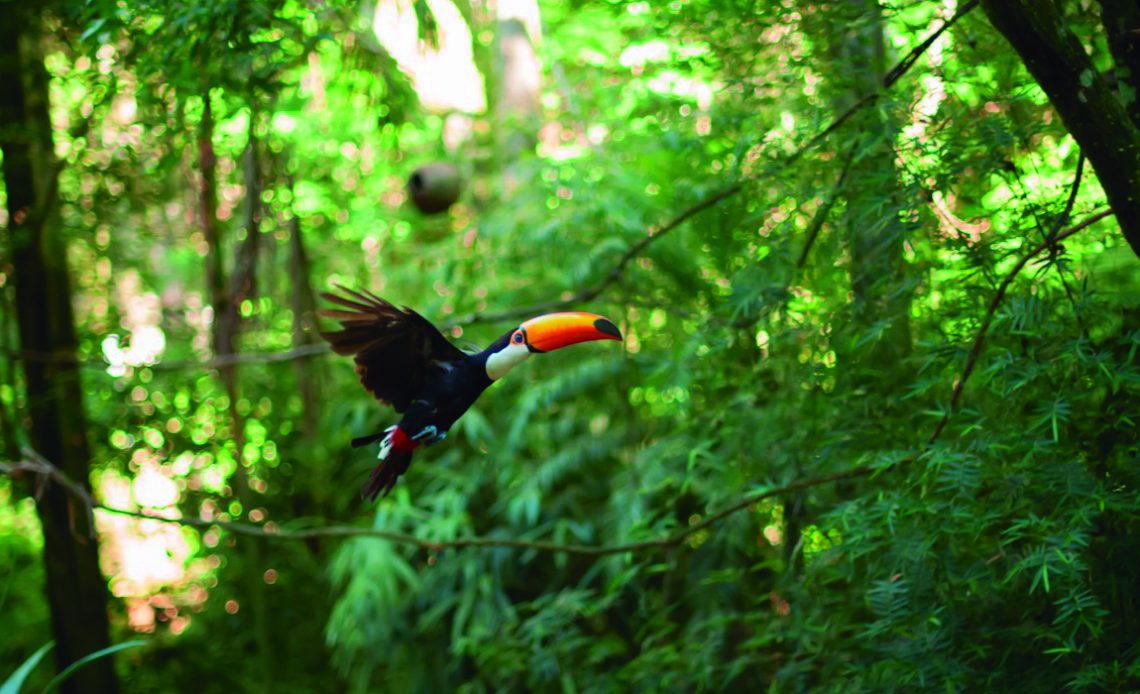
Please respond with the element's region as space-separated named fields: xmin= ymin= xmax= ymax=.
xmin=0 ymin=281 xmax=19 ymax=460
xmin=286 ymin=172 xmax=320 ymax=441
xmin=833 ymin=0 xmax=912 ymax=373
xmin=983 ymin=0 xmax=1140 ymax=258
xmin=783 ymin=0 xmax=916 ymax=571
xmin=197 ymin=101 xmax=273 ymax=691
xmin=0 ymin=5 xmax=117 ymax=693
xmin=282 ymin=169 xmax=328 ymax=554
xmin=232 ymin=123 xmax=272 ymax=691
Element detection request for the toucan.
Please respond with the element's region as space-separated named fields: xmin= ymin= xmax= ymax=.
xmin=319 ymin=286 xmax=623 ymax=500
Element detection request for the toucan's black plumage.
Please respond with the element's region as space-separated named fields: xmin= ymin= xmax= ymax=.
xmin=320 ymin=286 xmax=622 ymax=500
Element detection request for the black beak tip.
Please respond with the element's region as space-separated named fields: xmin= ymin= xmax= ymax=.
xmin=594 ymin=318 xmax=622 ymax=340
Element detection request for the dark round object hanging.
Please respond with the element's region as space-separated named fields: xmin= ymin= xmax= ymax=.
xmin=407 ymin=163 xmax=461 ymax=215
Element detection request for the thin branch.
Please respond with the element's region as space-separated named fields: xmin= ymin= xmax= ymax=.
xmin=170 ymin=343 xmax=331 ymax=369
xmin=883 ymin=0 xmax=980 ymax=89
xmin=1046 ymin=152 xmax=1093 ymax=342
xmin=447 ymin=4 xmax=978 ymax=329
xmin=1 ymin=343 xmax=332 ymax=371
xmin=1 ymin=446 xmax=877 ymax=556
xmin=2 ymin=448 xmax=96 ymax=538
xmin=1047 ymin=151 xmax=1085 ymax=242
xmin=796 ymin=143 xmax=858 ymax=270
xmin=447 ymin=182 xmax=744 ymax=328
xmin=926 ymin=207 xmax=1112 ymax=443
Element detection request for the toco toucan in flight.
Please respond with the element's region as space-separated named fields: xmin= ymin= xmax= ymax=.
xmin=319 ymin=286 xmax=623 ymax=500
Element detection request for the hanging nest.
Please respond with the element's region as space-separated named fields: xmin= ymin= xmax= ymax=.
xmin=407 ymin=163 xmax=461 ymax=215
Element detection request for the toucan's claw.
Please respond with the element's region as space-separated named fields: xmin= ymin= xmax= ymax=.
xmin=411 ymin=425 xmax=447 ymax=445
xmin=411 ymin=425 xmax=437 ymax=441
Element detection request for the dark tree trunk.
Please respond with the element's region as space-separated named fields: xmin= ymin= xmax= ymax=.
xmin=983 ymin=0 xmax=1140 ymax=259
xmin=1098 ymin=0 xmax=1140 ymax=126
xmin=0 ymin=281 xmax=19 ymax=460
xmin=0 ymin=5 xmax=118 ymax=693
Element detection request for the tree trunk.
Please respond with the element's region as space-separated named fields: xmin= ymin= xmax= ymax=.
xmin=197 ymin=99 xmax=273 ymax=691
xmin=0 ymin=281 xmax=19 ymax=460
xmin=0 ymin=5 xmax=118 ymax=693
xmin=834 ymin=0 xmax=913 ymax=373
xmin=286 ymin=172 xmax=320 ymax=441
xmin=1097 ymin=0 xmax=1140 ymax=126
xmin=983 ymin=0 xmax=1140 ymax=259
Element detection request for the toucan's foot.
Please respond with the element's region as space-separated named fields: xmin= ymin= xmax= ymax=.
xmin=411 ymin=425 xmax=447 ymax=446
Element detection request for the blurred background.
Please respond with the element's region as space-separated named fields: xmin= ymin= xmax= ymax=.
xmin=2 ymin=0 xmax=1140 ymax=691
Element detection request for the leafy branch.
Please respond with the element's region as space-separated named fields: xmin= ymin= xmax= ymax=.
xmin=926 ymin=207 xmax=1111 ymax=442
xmin=1 ymin=448 xmax=876 ymax=556
xmin=445 ymin=1 xmax=983 ymax=329
xmin=446 ymin=181 xmax=745 ymax=328
xmin=1 ymin=205 xmax=1114 ymax=557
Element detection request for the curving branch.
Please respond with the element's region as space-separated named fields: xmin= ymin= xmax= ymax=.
xmin=447 ymin=2 xmax=980 ymax=329
xmin=1047 ymin=151 xmax=1085 ymax=243
xmin=446 ymin=182 xmax=745 ymax=328
xmin=1 ymin=445 xmax=877 ymax=556
xmin=926 ymin=207 xmax=1112 ymax=443
xmin=796 ymin=143 xmax=858 ymax=270
xmin=3 ymin=448 xmax=96 ymax=538
xmin=1 ymin=343 xmax=333 ymax=372
xmin=884 ymin=0 xmax=979 ymax=88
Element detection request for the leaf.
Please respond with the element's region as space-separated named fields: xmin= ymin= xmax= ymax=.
xmin=42 ymin=641 xmax=147 ymax=693
xmin=1 ymin=643 xmax=53 ymax=694
xmin=79 ymin=18 xmax=108 ymax=43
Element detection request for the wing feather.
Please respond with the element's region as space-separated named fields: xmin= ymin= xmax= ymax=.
xmin=319 ymin=286 xmax=466 ymax=412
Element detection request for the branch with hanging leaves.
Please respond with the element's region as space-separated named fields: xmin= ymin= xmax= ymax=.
xmin=1 ymin=448 xmax=876 ymax=556
xmin=448 ymin=1 xmax=981 ymax=329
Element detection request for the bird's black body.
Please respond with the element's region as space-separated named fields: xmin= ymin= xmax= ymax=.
xmin=394 ymin=352 xmax=494 ymax=441
xmin=320 ymin=286 xmax=621 ymax=500
xmin=346 ymin=354 xmax=494 ymax=446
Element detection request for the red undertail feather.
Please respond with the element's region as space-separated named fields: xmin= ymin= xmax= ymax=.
xmin=362 ymin=426 xmax=418 ymax=501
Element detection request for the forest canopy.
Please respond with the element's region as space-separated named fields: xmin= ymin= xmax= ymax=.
xmin=2 ymin=0 xmax=1140 ymax=692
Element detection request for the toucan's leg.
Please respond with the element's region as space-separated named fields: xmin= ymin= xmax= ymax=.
xmin=410 ymin=425 xmax=448 ymax=445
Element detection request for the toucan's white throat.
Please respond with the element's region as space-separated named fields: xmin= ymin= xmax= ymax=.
xmin=485 ymin=341 xmax=532 ymax=380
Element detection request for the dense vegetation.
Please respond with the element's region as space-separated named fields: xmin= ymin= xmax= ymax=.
xmin=2 ymin=0 xmax=1139 ymax=691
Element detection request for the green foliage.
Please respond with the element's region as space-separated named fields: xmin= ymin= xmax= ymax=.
xmin=0 ymin=493 xmax=50 ymax=690
xmin=0 ymin=643 xmax=53 ymax=694
xmin=3 ymin=0 xmax=1140 ymax=692
xmin=1 ymin=640 xmax=145 ymax=694
xmin=42 ymin=641 xmax=147 ymax=693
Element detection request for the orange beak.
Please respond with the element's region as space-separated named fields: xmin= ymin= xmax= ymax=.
xmin=520 ymin=312 xmax=623 ymax=353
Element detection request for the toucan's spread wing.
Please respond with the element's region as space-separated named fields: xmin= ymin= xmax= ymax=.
xmin=319 ymin=286 xmax=466 ymax=412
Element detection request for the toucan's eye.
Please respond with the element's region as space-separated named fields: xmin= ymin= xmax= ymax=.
xmin=512 ymin=331 xmax=525 ymax=344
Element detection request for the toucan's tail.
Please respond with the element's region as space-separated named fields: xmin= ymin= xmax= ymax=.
xmin=363 ymin=450 xmax=414 ymax=501
xmin=351 ymin=431 xmax=388 ymax=448
xmin=360 ymin=426 xmax=417 ymax=501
